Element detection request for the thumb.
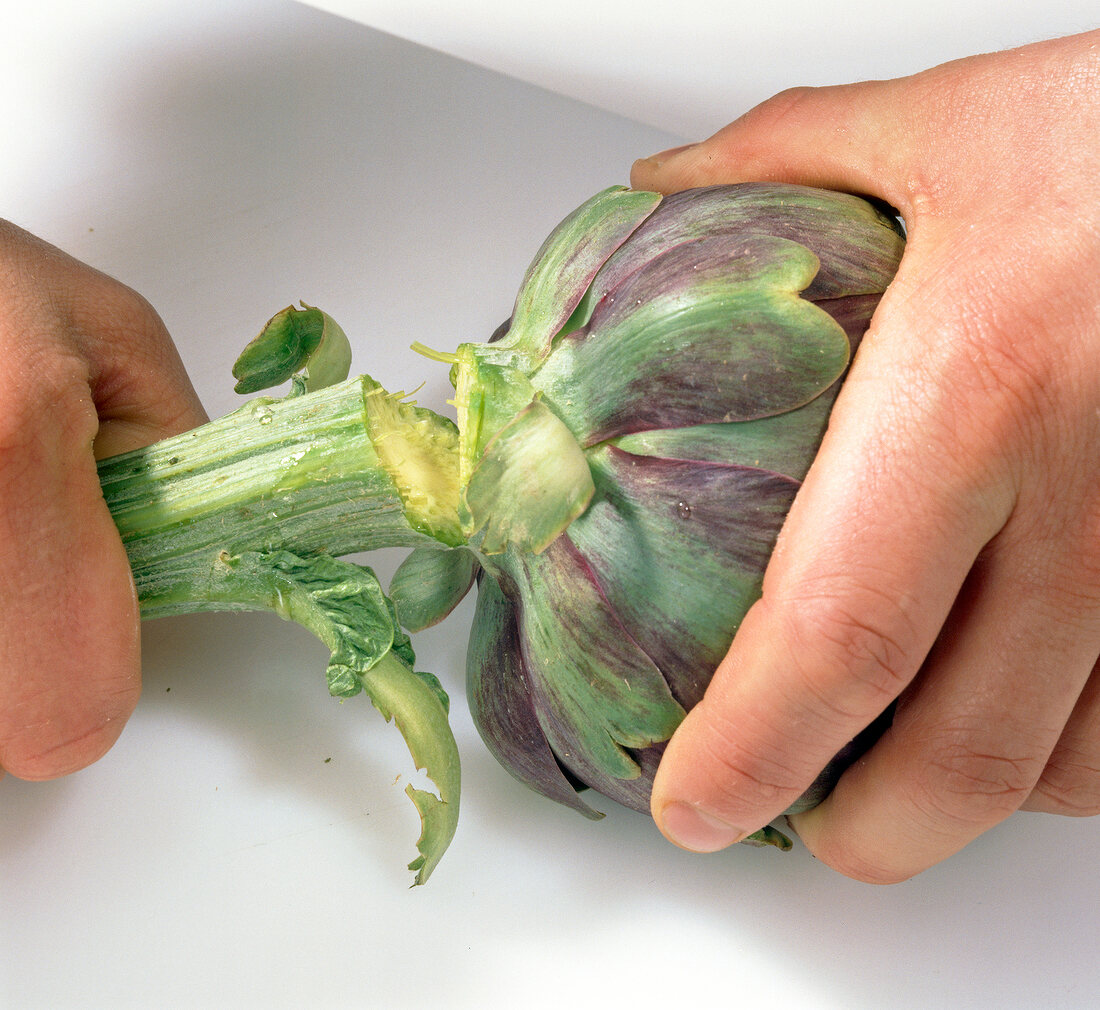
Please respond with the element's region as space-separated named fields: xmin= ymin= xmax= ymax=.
xmin=630 ymin=78 xmax=919 ymax=213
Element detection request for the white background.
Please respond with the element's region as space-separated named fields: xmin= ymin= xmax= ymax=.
xmin=309 ymin=0 xmax=1100 ymax=138
xmin=2 ymin=3 xmax=1098 ymax=1008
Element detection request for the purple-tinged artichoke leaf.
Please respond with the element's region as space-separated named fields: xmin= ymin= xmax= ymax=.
xmin=389 ymin=545 xmax=478 ymax=632
xmin=569 ymin=447 xmax=799 ymax=710
xmin=463 ymin=398 xmax=594 ymax=555
xmin=610 ymin=389 xmax=835 ymax=482
xmin=532 ymin=234 xmax=851 ymax=445
xmin=466 ymin=571 xmax=602 ymax=818
xmin=608 ymin=292 xmax=888 ymax=480
xmin=493 ymin=539 xmax=686 ymax=786
xmin=588 ymin=184 xmax=904 ymax=305
xmin=492 ymin=186 xmax=662 ymax=362
xmin=814 ymin=292 xmax=884 ymax=357
xmin=570 ymin=740 xmax=665 ymax=814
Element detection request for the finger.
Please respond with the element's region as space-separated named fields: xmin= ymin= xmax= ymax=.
xmin=2 ymin=222 xmax=207 ymax=454
xmin=1023 ymin=654 xmax=1100 ymax=817
xmin=76 ymin=277 xmax=207 ymax=456
xmin=789 ymin=497 xmax=1100 ymax=882
xmin=630 ymin=77 xmax=918 ymax=209
xmin=628 ymin=35 xmax=1076 ymax=219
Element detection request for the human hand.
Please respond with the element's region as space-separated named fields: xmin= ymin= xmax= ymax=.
xmin=0 ymin=221 xmax=207 ymax=781
xmin=631 ymin=29 xmax=1100 ymax=882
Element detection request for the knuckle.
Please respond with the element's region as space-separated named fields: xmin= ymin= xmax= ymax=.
xmin=912 ymin=727 xmax=1045 ymax=827
xmin=84 ymin=277 xmax=170 ymax=353
xmin=734 ymin=87 xmax=822 ymax=145
xmin=950 ymin=328 xmax=1056 ymax=451
xmin=690 ymin=702 xmax=811 ymax=811
xmin=918 ymin=270 xmax=1095 ymax=497
xmin=754 ymin=86 xmax=818 ymax=122
xmin=1031 ymin=749 xmax=1100 ymax=817
xmin=787 ymin=590 xmax=915 ymax=720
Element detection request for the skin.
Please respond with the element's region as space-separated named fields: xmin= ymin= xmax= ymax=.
xmin=632 ymin=29 xmax=1100 ymax=882
xmin=0 ymin=221 xmax=206 ymax=782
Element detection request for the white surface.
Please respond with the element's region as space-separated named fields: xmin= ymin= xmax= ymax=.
xmin=2 ymin=3 xmax=1098 ymax=1009
xmin=306 ymin=0 xmax=1100 ymax=138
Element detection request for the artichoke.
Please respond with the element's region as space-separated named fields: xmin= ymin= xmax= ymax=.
xmin=392 ymin=182 xmax=905 ymax=841
xmin=100 ymin=181 xmax=904 ymax=877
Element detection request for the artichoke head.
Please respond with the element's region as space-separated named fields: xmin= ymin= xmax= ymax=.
xmin=392 ymin=183 xmax=904 ymax=835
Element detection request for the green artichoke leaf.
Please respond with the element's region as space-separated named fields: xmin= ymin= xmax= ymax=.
xmin=611 ymin=388 xmax=836 ymax=482
xmin=532 ymin=233 xmax=852 ymax=446
xmin=383 ymin=594 xmax=420 ymax=675
xmin=491 ymin=186 xmax=662 ymax=363
xmin=743 ymin=825 xmax=794 ymax=849
xmin=212 ymin=550 xmax=459 ymax=885
xmin=466 ymin=572 xmax=603 ymax=818
xmin=365 ymin=656 xmax=459 ymax=884
xmin=389 ymin=545 xmax=479 ymax=632
xmin=450 ymin=344 xmax=539 ymax=485
xmin=232 ymin=303 xmax=352 ymax=395
xmin=218 ymin=550 xmax=397 ymax=698
xmin=569 ymin=446 xmax=800 ymax=710
xmin=463 ymin=398 xmax=595 ymax=555
xmin=489 ymin=538 xmax=686 ymax=786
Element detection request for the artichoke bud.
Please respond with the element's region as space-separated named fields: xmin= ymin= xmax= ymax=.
xmin=436 ymin=184 xmax=904 ymax=834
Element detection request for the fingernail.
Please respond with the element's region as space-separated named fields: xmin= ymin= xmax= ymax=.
xmin=659 ymin=802 xmax=744 ymax=852
xmin=638 ymin=143 xmax=697 ymax=170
